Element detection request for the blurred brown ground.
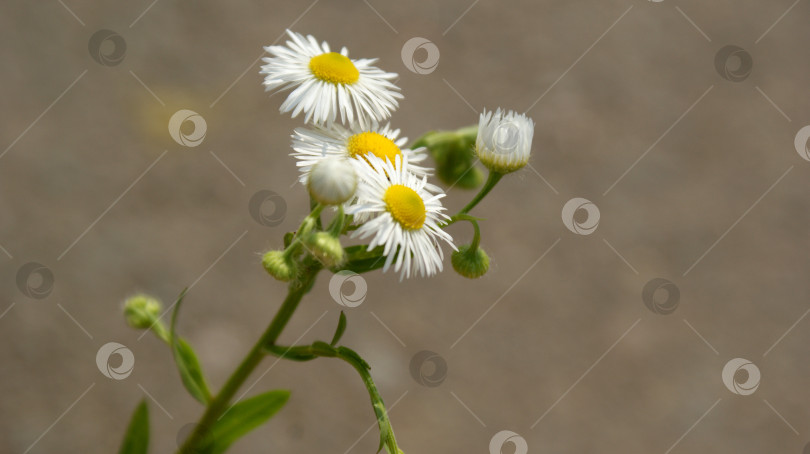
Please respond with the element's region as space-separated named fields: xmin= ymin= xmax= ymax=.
xmin=2 ymin=0 xmax=810 ymax=453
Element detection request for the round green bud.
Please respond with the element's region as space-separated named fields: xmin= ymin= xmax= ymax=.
xmin=262 ymin=250 xmax=297 ymax=282
xmin=305 ymin=232 xmax=345 ymax=267
xmin=123 ymin=294 xmax=163 ymax=329
xmin=451 ymin=244 xmax=490 ymax=279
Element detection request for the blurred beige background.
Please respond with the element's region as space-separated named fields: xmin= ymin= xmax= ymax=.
xmin=2 ymin=0 xmax=810 ymax=452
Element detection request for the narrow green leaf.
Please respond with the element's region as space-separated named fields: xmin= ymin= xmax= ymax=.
xmin=336 ymin=256 xmax=386 ymax=274
xmin=118 ymin=400 xmax=149 ymax=454
xmin=207 ymin=390 xmax=290 ymax=454
xmin=311 ymin=341 xmax=337 ymax=357
xmin=170 ymin=288 xmax=212 ymax=404
xmin=330 ymin=311 xmax=347 ymax=346
xmin=264 ymin=344 xmax=317 ymax=361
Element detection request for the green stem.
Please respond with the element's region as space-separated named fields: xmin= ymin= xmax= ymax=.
xmin=177 ymin=269 xmax=320 ymax=454
xmin=456 ymin=170 xmax=503 ymax=217
xmin=327 ymin=205 xmax=345 ymax=236
xmin=266 ymin=342 xmax=399 ymax=454
xmin=468 ymin=218 xmax=481 ymax=252
xmin=309 ymin=196 xmax=323 ymax=230
xmin=285 ymin=204 xmax=324 ymax=258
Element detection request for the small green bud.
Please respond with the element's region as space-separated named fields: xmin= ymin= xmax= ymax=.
xmin=451 ymin=244 xmax=490 ymax=279
xmin=123 ymin=294 xmax=163 ymax=329
xmin=305 ymin=232 xmax=345 ymax=267
xmin=416 ymin=128 xmax=484 ymax=190
xmin=262 ymin=250 xmax=297 ymax=281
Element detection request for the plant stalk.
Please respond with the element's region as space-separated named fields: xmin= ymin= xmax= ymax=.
xmin=176 ymin=269 xmax=319 ymax=454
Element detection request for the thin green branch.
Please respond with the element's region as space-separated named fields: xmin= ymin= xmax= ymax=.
xmin=177 ymin=265 xmax=321 ymax=454
xmin=265 ymin=341 xmax=400 ymax=454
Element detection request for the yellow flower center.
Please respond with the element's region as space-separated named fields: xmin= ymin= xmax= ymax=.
xmin=384 ymin=184 xmax=426 ymax=230
xmin=347 ymin=132 xmax=402 ymax=163
xmin=308 ymin=52 xmax=360 ymax=85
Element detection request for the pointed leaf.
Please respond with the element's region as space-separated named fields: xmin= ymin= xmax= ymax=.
xmin=170 ymin=288 xmax=212 ymax=404
xmin=283 ymin=231 xmax=295 ymax=248
xmin=330 ymin=311 xmax=347 ymax=346
xmin=118 ymin=400 xmax=149 ymax=454
xmin=207 ymin=390 xmax=290 ymax=454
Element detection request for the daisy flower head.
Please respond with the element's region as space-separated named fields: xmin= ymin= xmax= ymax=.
xmin=348 ymin=154 xmax=455 ymax=280
xmin=260 ymin=30 xmax=402 ymax=127
xmin=291 ymin=121 xmax=432 ymax=183
xmin=475 ymin=108 xmax=535 ymax=174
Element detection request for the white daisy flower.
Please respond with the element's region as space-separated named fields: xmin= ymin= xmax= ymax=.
xmin=348 ymin=154 xmax=455 ymax=280
xmin=307 ymin=157 xmax=357 ymax=205
xmin=260 ymin=30 xmax=402 ymax=127
xmin=291 ymin=121 xmax=432 ymax=183
xmin=476 ymin=108 xmax=535 ymax=174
